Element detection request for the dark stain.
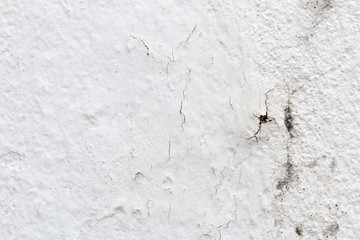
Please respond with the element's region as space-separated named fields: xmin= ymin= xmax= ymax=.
xmin=276 ymin=179 xmax=287 ymax=190
xmin=284 ymin=106 xmax=294 ymax=138
xmin=295 ymin=226 xmax=303 ymax=236
xmin=284 ymin=85 xmax=304 ymax=138
xmin=276 ymin=153 xmax=295 ymax=190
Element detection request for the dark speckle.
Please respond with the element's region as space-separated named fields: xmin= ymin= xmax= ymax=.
xmin=295 ymin=226 xmax=303 ymax=236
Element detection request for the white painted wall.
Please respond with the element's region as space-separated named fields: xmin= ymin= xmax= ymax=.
xmin=1 ymin=0 xmax=359 ymax=239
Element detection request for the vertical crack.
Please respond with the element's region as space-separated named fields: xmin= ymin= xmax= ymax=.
xmin=167 ymin=139 xmax=171 ymax=162
xmin=180 ymin=86 xmax=187 ymax=131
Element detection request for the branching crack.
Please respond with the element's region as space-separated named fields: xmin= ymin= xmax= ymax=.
xmin=247 ymin=89 xmax=279 ymax=142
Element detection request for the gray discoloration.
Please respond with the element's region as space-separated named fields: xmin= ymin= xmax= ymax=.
xmin=284 ymin=106 xmax=294 ymax=137
xmin=284 ymin=85 xmax=303 ymax=138
xmin=276 ymin=153 xmax=295 ymax=191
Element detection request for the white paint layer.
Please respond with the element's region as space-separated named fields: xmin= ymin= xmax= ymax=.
xmin=1 ymin=0 xmax=359 ymax=239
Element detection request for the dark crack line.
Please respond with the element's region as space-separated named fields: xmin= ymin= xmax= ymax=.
xmin=130 ymin=35 xmax=150 ymax=55
xmin=176 ymin=24 xmax=198 ymax=49
xmin=130 ymin=35 xmax=160 ymax=63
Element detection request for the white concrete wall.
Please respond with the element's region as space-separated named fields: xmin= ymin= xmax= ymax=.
xmin=1 ymin=0 xmax=359 ymax=239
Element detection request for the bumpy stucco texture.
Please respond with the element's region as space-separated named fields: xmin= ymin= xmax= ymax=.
xmin=1 ymin=0 xmax=359 ymax=239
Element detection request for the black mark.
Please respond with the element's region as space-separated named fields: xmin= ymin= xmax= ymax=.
xmin=285 ymin=85 xmax=303 ymax=138
xmin=277 ymin=151 xmax=295 ymax=190
xmin=284 ymin=106 xmax=294 ymax=137
xmin=295 ymin=226 xmax=303 ymax=236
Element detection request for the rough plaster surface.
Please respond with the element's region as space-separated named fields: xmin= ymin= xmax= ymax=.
xmin=1 ymin=0 xmax=359 ymax=239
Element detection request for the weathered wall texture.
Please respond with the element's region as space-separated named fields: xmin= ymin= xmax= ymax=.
xmin=1 ymin=0 xmax=359 ymax=239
